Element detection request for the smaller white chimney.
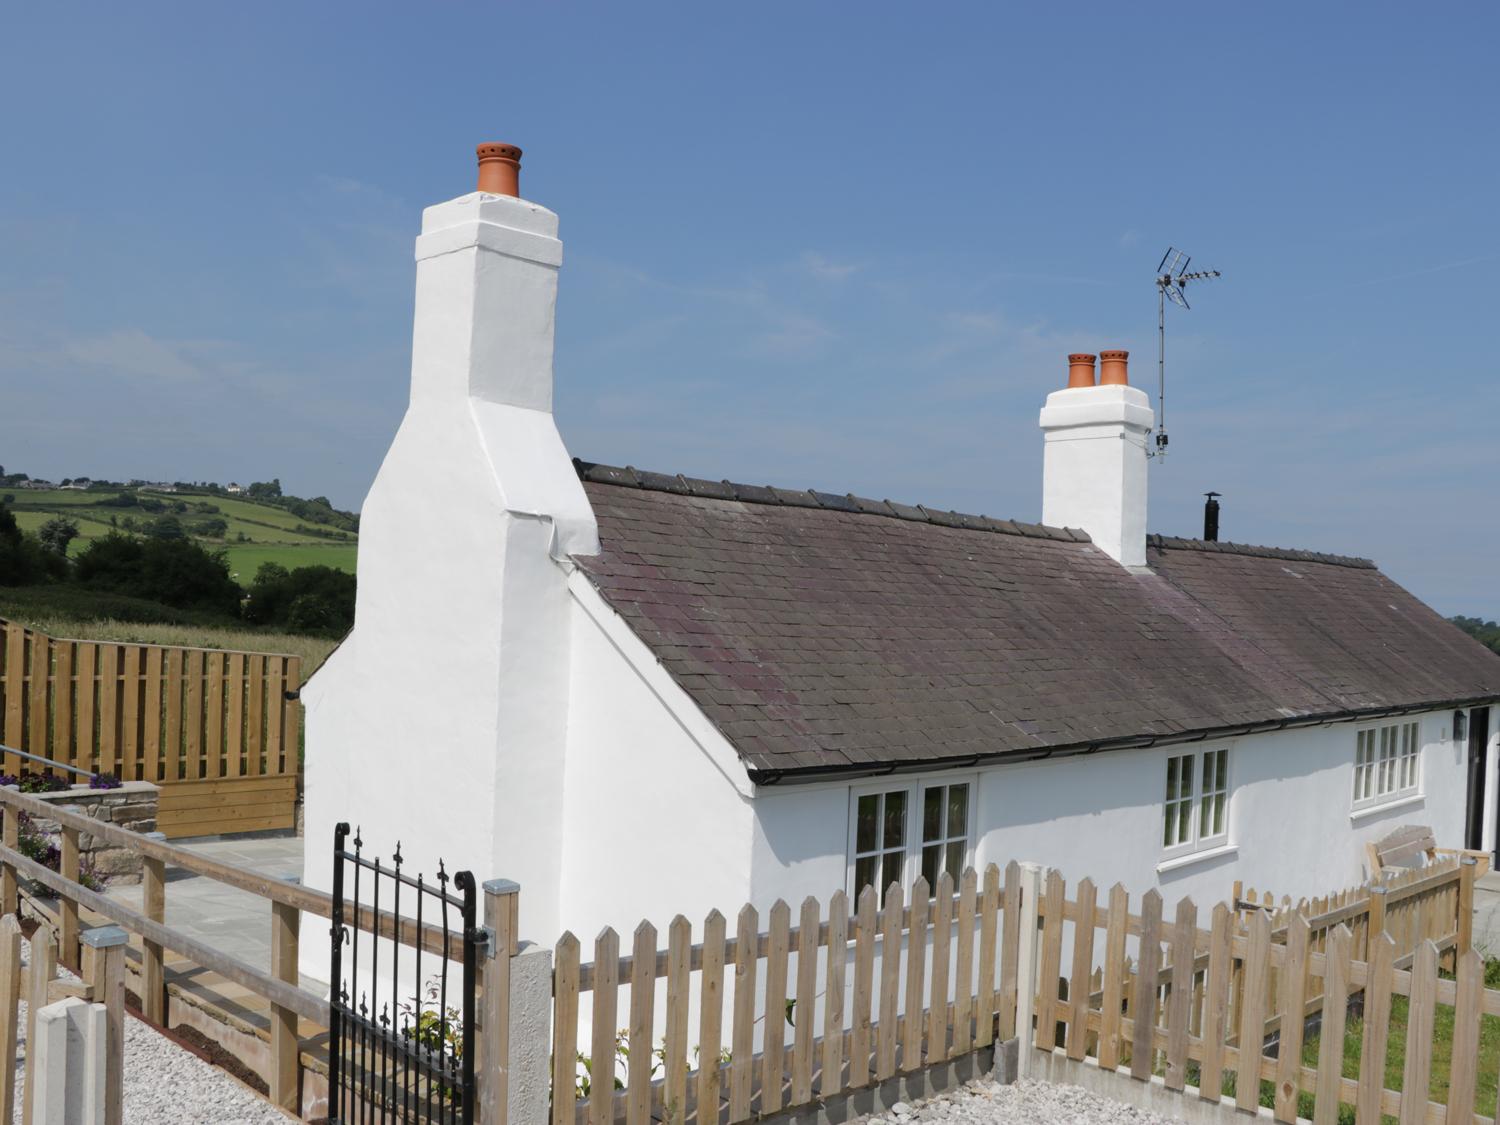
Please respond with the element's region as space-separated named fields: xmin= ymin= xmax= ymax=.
xmin=1039 ymin=350 xmax=1153 ymax=567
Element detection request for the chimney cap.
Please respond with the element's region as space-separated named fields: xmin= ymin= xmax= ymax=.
xmin=1068 ymin=352 xmax=1098 ymax=363
xmin=476 ymin=142 xmax=523 ymax=196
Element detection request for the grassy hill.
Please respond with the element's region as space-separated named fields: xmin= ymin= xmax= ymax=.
xmin=3 ymin=487 xmax=356 ymax=586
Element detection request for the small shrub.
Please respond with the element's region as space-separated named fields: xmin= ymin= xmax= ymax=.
xmin=0 ymin=770 xmax=69 ymax=794
xmin=89 ymin=772 xmax=122 ymax=790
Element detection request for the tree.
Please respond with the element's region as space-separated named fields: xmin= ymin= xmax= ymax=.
xmin=145 ymin=516 xmax=186 ymax=540
xmin=247 ymin=479 xmax=282 ymax=500
xmin=243 ymin=563 xmax=355 ymax=636
xmin=74 ymin=533 xmax=240 ymax=616
xmin=1451 ymin=616 xmax=1500 ymax=656
xmin=0 ymin=507 xmax=64 ymax=585
xmin=37 ymin=518 xmax=80 ymax=556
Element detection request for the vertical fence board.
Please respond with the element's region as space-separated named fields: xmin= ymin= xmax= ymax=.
xmin=664 ymin=915 xmax=691 ymax=1124
xmin=1236 ymin=910 xmax=1271 ymax=1112
xmin=626 ymin=922 xmax=656 ymax=1125
xmin=1099 ymin=883 xmax=1129 ymax=1072
xmin=282 ymin=657 xmax=302 ymax=776
xmin=1312 ymin=925 xmax=1351 ymax=1125
xmin=2 ymin=626 xmax=22 ymax=769
xmin=1356 ymin=932 xmax=1395 ymax=1125
xmin=876 ymin=884 xmax=901 ymax=1081
xmin=953 ymin=869 xmax=977 ymax=1055
xmin=1036 ymin=870 xmax=1065 ymax=1052
xmin=588 ymin=929 xmax=618 ymax=1125
xmin=1398 ymin=941 xmax=1438 ymax=1125
xmin=142 ymin=647 xmax=163 ymax=783
xmin=75 ymin=643 xmax=97 ymax=774
xmin=184 ymin=649 xmax=203 ymax=779
xmin=551 ymin=933 xmax=579 ymax=1125
xmin=762 ymin=901 xmax=790 ymax=1114
xmin=205 ymin=651 xmax=224 ymax=778
xmin=720 ymin=908 xmax=753 ymax=1121
xmin=1199 ymin=902 xmax=1231 ymax=1102
xmin=699 ymin=910 xmax=726 ymax=1121
xmin=28 ymin=633 xmax=49 ymax=756
xmin=120 ymin=645 xmax=140 ymax=777
xmin=247 ymin=652 xmax=266 ymax=776
xmin=851 ymin=888 xmax=876 ymax=1088
xmin=1060 ymin=877 xmax=1093 ymax=1062
xmin=52 ymin=641 xmax=73 ymax=768
xmin=998 ymin=861 xmax=1021 ymax=1042
xmin=822 ymin=891 xmax=848 ymax=1096
xmin=1129 ymin=889 xmax=1163 ymax=1081
xmin=928 ymin=873 xmax=953 ymax=1061
xmin=226 ymin=652 xmax=246 ymax=779
xmin=164 ymin=648 xmax=183 ymax=782
xmin=902 ymin=879 xmax=930 ymax=1070
xmin=1273 ymin=914 xmax=1310 ymax=1123
xmin=98 ymin=644 xmax=119 ymax=776
xmin=1447 ymin=947 xmax=1483 ymax=1125
xmin=976 ymin=865 xmax=999 ymax=1048
xmin=1165 ymin=896 xmax=1197 ymax=1091
xmin=265 ymin=655 xmax=285 ymax=780
xmin=792 ymin=897 xmax=819 ymax=1104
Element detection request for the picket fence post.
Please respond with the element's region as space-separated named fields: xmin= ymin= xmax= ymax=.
xmin=1013 ymin=863 xmax=1044 ymax=1080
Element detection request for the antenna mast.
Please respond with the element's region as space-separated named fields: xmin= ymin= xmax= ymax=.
xmin=1153 ymin=247 xmax=1221 ymax=459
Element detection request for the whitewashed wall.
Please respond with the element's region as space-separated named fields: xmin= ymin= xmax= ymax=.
xmin=749 ymin=710 xmax=1482 ymax=913
xmin=556 ymin=574 xmax=757 ymax=946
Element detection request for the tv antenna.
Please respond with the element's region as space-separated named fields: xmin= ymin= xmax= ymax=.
xmin=1153 ymin=247 xmax=1221 ymax=459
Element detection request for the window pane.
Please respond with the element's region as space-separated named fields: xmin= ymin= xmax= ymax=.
xmin=948 ymin=785 xmax=969 ymax=838
xmin=856 ymin=795 xmax=879 ymax=854
xmin=1178 ymin=795 xmax=1192 ymax=844
xmin=1181 ymin=755 xmax=1194 ymax=801
xmin=921 ymin=844 xmax=941 ymax=889
xmin=855 ymin=855 xmax=876 ymax=898
xmin=881 ymin=850 xmax=903 ymax=897
xmin=1163 ymin=804 xmax=1175 ymax=847
xmin=1201 ymin=751 xmax=1216 ymax=795
xmin=1211 ymin=791 xmax=1225 ymax=837
xmin=923 ymin=787 xmax=943 ymax=843
xmin=1165 ymin=757 xmax=1179 ymax=803
xmin=946 ymin=840 xmax=965 ymax=879
xmin=884 ymin=791 xmax=907 ymax=848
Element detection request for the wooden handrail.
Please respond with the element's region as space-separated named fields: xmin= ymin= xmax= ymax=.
xmin=0 ymin=842 xmax=329 ymax=1026
xmin=0 ymin=785 xmax=465 ymax=961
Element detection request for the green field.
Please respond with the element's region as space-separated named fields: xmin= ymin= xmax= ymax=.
xmin=2 ymin=487 xmax=357 ymax=587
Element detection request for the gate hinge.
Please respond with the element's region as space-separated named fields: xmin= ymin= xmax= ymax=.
xmin=473 ymin=924 xmax=497 ymax=959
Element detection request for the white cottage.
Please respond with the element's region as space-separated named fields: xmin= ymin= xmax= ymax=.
xmin=301 ymin=145 xmax=1500 ymax=953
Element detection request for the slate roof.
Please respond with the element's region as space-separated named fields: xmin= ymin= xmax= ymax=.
xmin=572 ymin=460 xmax=1500 ymax=782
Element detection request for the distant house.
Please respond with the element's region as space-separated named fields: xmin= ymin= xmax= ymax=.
xmin=225 ymin=482 xmax=243 ymax=495
xmin=19 ymin=479 xmax=55 ymax=490
xmin=302 ymin=150 xmax=1500 ymax=954
xmin=61 ymin=478 xmax=91 ymax=491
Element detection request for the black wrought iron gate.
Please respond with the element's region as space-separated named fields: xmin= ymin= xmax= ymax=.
xmin=328 ymin=823 xmax=479 ymax=1124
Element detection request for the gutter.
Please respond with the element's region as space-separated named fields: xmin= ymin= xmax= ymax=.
xmin=746 ymin=693 xmax=1500 ymax=787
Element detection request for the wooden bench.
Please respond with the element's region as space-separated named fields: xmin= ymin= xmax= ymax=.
xmin=1366 ymin=824 xmax=1491 ymax=881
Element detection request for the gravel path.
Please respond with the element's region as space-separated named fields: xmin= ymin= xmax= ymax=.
xmin=13 ymin=938 xmax=290 ymax=1124
xmin=859 ymin=1078 xmax=1185 ymax=1124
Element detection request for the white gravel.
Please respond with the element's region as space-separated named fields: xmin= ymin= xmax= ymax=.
xmin=12 ymin=937 xmax=290 ymax=1124
xmin=859 ymin=1078 xmax=1186 ymax=1124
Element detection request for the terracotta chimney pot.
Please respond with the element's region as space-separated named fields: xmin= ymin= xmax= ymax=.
xmin=1067 ymin=353 xmax=1098 ymax=389
xmin=476 ymin=142 xmax=522 ymax=197
xmin=1099 ymin=350 xmax=1130 ymax=386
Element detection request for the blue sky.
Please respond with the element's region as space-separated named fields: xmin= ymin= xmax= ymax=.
xmin=2 ymin=4 xmax=1497 ymax=617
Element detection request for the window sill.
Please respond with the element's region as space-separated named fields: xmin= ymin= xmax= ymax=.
xmin=1156 ymin=842 xmax=1238 ymax=875
xmin=1349 ymin=793 xmax=1424 ymax=823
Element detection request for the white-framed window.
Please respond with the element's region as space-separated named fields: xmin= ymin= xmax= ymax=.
xmin=849 ymin=777 xmax=974 ymax=903
xmin=1162 ymin=747 xmax=1231 ymax=856
xmin=1353 ymin=720 xmax=1420 ymax=808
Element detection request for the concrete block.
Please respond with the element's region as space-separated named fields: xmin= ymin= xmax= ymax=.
xmin=33 ymin=997 xmax=107 ymax=1125
xmin=992 ymin=1037 xmax=1020 ymax=1084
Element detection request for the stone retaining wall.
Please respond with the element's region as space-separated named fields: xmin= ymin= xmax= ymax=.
xmin=20 ymin=781 xmax=159 ymax=885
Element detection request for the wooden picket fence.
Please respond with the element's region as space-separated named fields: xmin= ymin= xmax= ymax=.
xmin=1233 ymin=857 xmax=1473 ymax=973
xmin=0 ymin=618 xmax=301 ymax=837
xmin=1034 ymin=858 xmax=1493 ymax=1125
xmin=553 ymin=864 xmax=1025 ymax=1125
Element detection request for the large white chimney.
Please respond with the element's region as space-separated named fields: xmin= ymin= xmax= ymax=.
xmin=1039 ymin=350 xmax=1153 ymax=567
xmin=301 ymin=144 xmax=597 ymax=956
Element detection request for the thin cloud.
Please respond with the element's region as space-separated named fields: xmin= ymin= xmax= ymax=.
xmin=64 ymin=328 xmax=203 ymax=382
xmin=801 ymin=252 xmax=861 ymax=282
